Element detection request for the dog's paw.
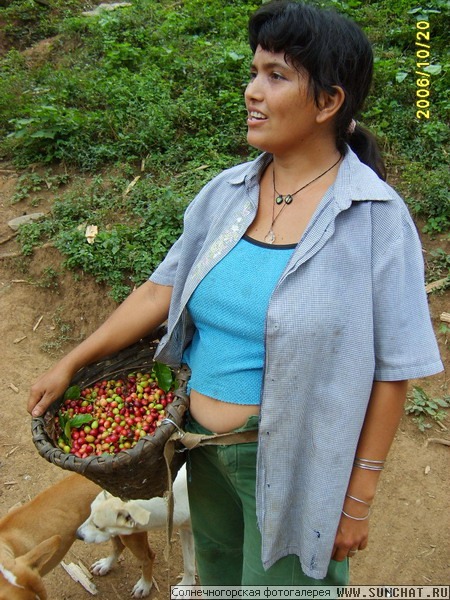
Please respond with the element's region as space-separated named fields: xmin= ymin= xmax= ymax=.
xmin=90 ymin=556 xmax=115 ymax=576
xmin=132 ymin=576 xmax=153 ymax=598
xmin=178 ymin=574 xmax=196 ymax=586
xmin=172 ymin=582 xmax=197 ymax=595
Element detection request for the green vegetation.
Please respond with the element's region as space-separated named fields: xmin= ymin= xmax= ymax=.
xmin=426 ymin=246 xmax=450 ymax=291
xmin=405 ymin=385 xmax=450 ymax=432
xmin=0 ymin=0 xmax=448 ymax=301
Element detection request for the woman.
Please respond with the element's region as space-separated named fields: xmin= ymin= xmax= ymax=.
xmin=28 ymin=0 xmax=442 ymax=586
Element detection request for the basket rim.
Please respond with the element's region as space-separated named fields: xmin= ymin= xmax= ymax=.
xmin=31 ymin=358 xmax=190 ymax=470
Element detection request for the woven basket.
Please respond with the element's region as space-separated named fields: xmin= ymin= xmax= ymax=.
xmin=31 ymin=327 xmax=190 ymax=500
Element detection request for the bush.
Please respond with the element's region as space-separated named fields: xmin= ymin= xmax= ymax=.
xmin=3 ymin=0 xmax=449 ymax=293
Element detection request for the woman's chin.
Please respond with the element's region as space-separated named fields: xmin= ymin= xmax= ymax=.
xmin=246 ymin=132 xmax=271 ymax=154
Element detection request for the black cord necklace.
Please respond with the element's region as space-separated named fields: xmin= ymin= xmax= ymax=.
xmin=264 ymin=154 xmax=342 ymax=244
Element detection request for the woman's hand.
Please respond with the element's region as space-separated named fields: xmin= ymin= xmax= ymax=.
xmin=331 ymin=506 xmax=369 ymax=561
xmin=27 ymin=280 xmax=173 ymax=418
xmin=28 ymin=360 xmax=76 ymax=417
xmin=331 ymin=380 xmax=409 ymax=561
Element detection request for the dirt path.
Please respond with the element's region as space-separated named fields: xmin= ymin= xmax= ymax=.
xmin=0 ymin=166 xmax=449 ymax=598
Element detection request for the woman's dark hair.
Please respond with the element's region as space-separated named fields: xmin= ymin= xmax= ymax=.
xmin=248 ymin=0 xmax=386 ymax=180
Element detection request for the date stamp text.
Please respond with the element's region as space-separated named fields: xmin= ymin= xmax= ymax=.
xmin=415 ymin=20 xmax=431 ymax=119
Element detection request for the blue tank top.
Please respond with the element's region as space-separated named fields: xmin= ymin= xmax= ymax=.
xmin=183 ymin=235 xmax=296 ymax=404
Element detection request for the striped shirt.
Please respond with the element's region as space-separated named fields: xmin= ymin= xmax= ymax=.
xmin=150 ymin=148 xmax=443 ymax=578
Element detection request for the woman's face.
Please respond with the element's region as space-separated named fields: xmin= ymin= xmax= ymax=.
xmin=245 ymin=46 xmax=323 ymax=156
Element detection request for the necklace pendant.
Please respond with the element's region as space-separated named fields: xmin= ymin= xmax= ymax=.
xmin=275 ymin=195 xmax=284 ymax=205
xmin=264 ymin=229 xmax=275 ymax=244
xmin=284 ymin=194 xmax=293 ymax=205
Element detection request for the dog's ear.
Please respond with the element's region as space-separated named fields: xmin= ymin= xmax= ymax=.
xmin=0 ymin=538 xmax=59 ymax=600
xmin=94 ymin=490 xmax=109 ymax=503
xmin=19 ymin=535 xmax=61 ymax=574
xmin=117 ymin=505 xmax=151 ymax=527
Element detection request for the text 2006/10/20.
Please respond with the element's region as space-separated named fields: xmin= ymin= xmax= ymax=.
xmin=415 ymin=20 xmax=432 ymax=120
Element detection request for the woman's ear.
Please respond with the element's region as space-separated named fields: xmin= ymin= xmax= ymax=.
xmin=316 ymin=85 xmax=345 ymax=124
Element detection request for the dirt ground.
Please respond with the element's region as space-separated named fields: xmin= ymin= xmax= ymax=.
xmin=0 ymin=164 xmax=449 ymax=599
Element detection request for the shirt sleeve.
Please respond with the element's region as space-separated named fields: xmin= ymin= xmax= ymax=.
xmin=147 ymin=185 xmax=200 ymax=286
xmin=148 ymin=232 xmax=184 ymax=287
xmin=147 ymin=167 xmax=235 ymax=288
xmin=372 ymin=202 xmax=443 ymax=381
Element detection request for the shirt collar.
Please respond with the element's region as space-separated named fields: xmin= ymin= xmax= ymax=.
xmin=227 ymin=152 xmax=272 ymax=189
xmin=333 ymin=148 xmax=393 ymax=208
xmin=227 ymin=148 xmax=393 ymax=206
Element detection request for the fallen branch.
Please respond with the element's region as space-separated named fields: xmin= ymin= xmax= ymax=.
xmin=175 ymin=164 xmax=209 ymax=178
xmin=123 ymin=175 xmax=141 ymax=197
xmin=60 ymin=562 xmax=98 ymax=595
xmin=33 ymin=315 xmax=44 ymax=331
xmin=77 ymin=561 xmax=93 ymax=580
xmin=426 ymin=437 xmax=450 ymax=447
xmin=426 ymin=278 xmax=448 ymax=293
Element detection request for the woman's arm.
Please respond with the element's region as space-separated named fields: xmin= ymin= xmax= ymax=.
xmin=331 ymin=379 xmax=408 ymax=561
xmin=27 ymin=280 xmax=173 ymax=417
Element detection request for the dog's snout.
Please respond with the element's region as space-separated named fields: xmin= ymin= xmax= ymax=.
xmin=76 ymin=528 xmax=85 ymax=541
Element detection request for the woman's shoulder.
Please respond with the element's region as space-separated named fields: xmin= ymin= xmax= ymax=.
xmin=343 ymin=149 xmax=401 ymax=202
xmin=185 ymin=154 xmax=267 ymax=212
xmin=342 ymin=149 xmax=420 ymax=242
xmin=178 ymin=155 xmax=263 ymax=236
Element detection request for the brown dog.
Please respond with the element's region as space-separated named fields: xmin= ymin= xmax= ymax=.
xmin=0 ymin=473 xmax=101 ymax=600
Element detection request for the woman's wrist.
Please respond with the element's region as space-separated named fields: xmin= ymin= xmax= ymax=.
xmin=342 ymin=492 xmax=372 ymax=519
xmin=345 ymin=464 xmax=383 ymax=505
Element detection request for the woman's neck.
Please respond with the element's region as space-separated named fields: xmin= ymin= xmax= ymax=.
xmin=270 ymin=147 xmax=342 ymax=193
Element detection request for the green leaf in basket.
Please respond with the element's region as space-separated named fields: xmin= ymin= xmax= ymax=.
xmin=63 ymin=385 xmax=81 ymax=400
xmin=62 ymin=414 xmax=94 ymax=446
xmin=58 ymin=411 xmax=69 ymax=445
xmin=58 ymin=411 xmax=67 ymax=429
xmin=153 ymin=362 xmax=175 ymax=392
xmin=64 ymin=420 xmax=72 ymax=442
xmin=69 ymin=414 xmax=94 ymax=428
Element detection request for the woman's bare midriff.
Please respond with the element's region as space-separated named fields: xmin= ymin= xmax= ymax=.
xmin=188 ymin=389 xmax=260 ymax=433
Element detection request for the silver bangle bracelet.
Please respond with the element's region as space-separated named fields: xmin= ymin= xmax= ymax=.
xmin=342 ymin=509 xmax=370 ymax=521
xmin=346 ymin=494 xmax=371 ymax=507
xmin=353 ymin=462 xmax=384 ymax=471
xmin=354 ymin=457 xmax=385 ymax=464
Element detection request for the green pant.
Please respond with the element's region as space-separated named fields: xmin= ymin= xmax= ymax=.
xmin=185 ymin=415 xmax=348 ymax=586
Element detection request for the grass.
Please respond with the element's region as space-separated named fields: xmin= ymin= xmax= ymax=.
xmin=0 ymin=0 xmax=448 ymax=302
